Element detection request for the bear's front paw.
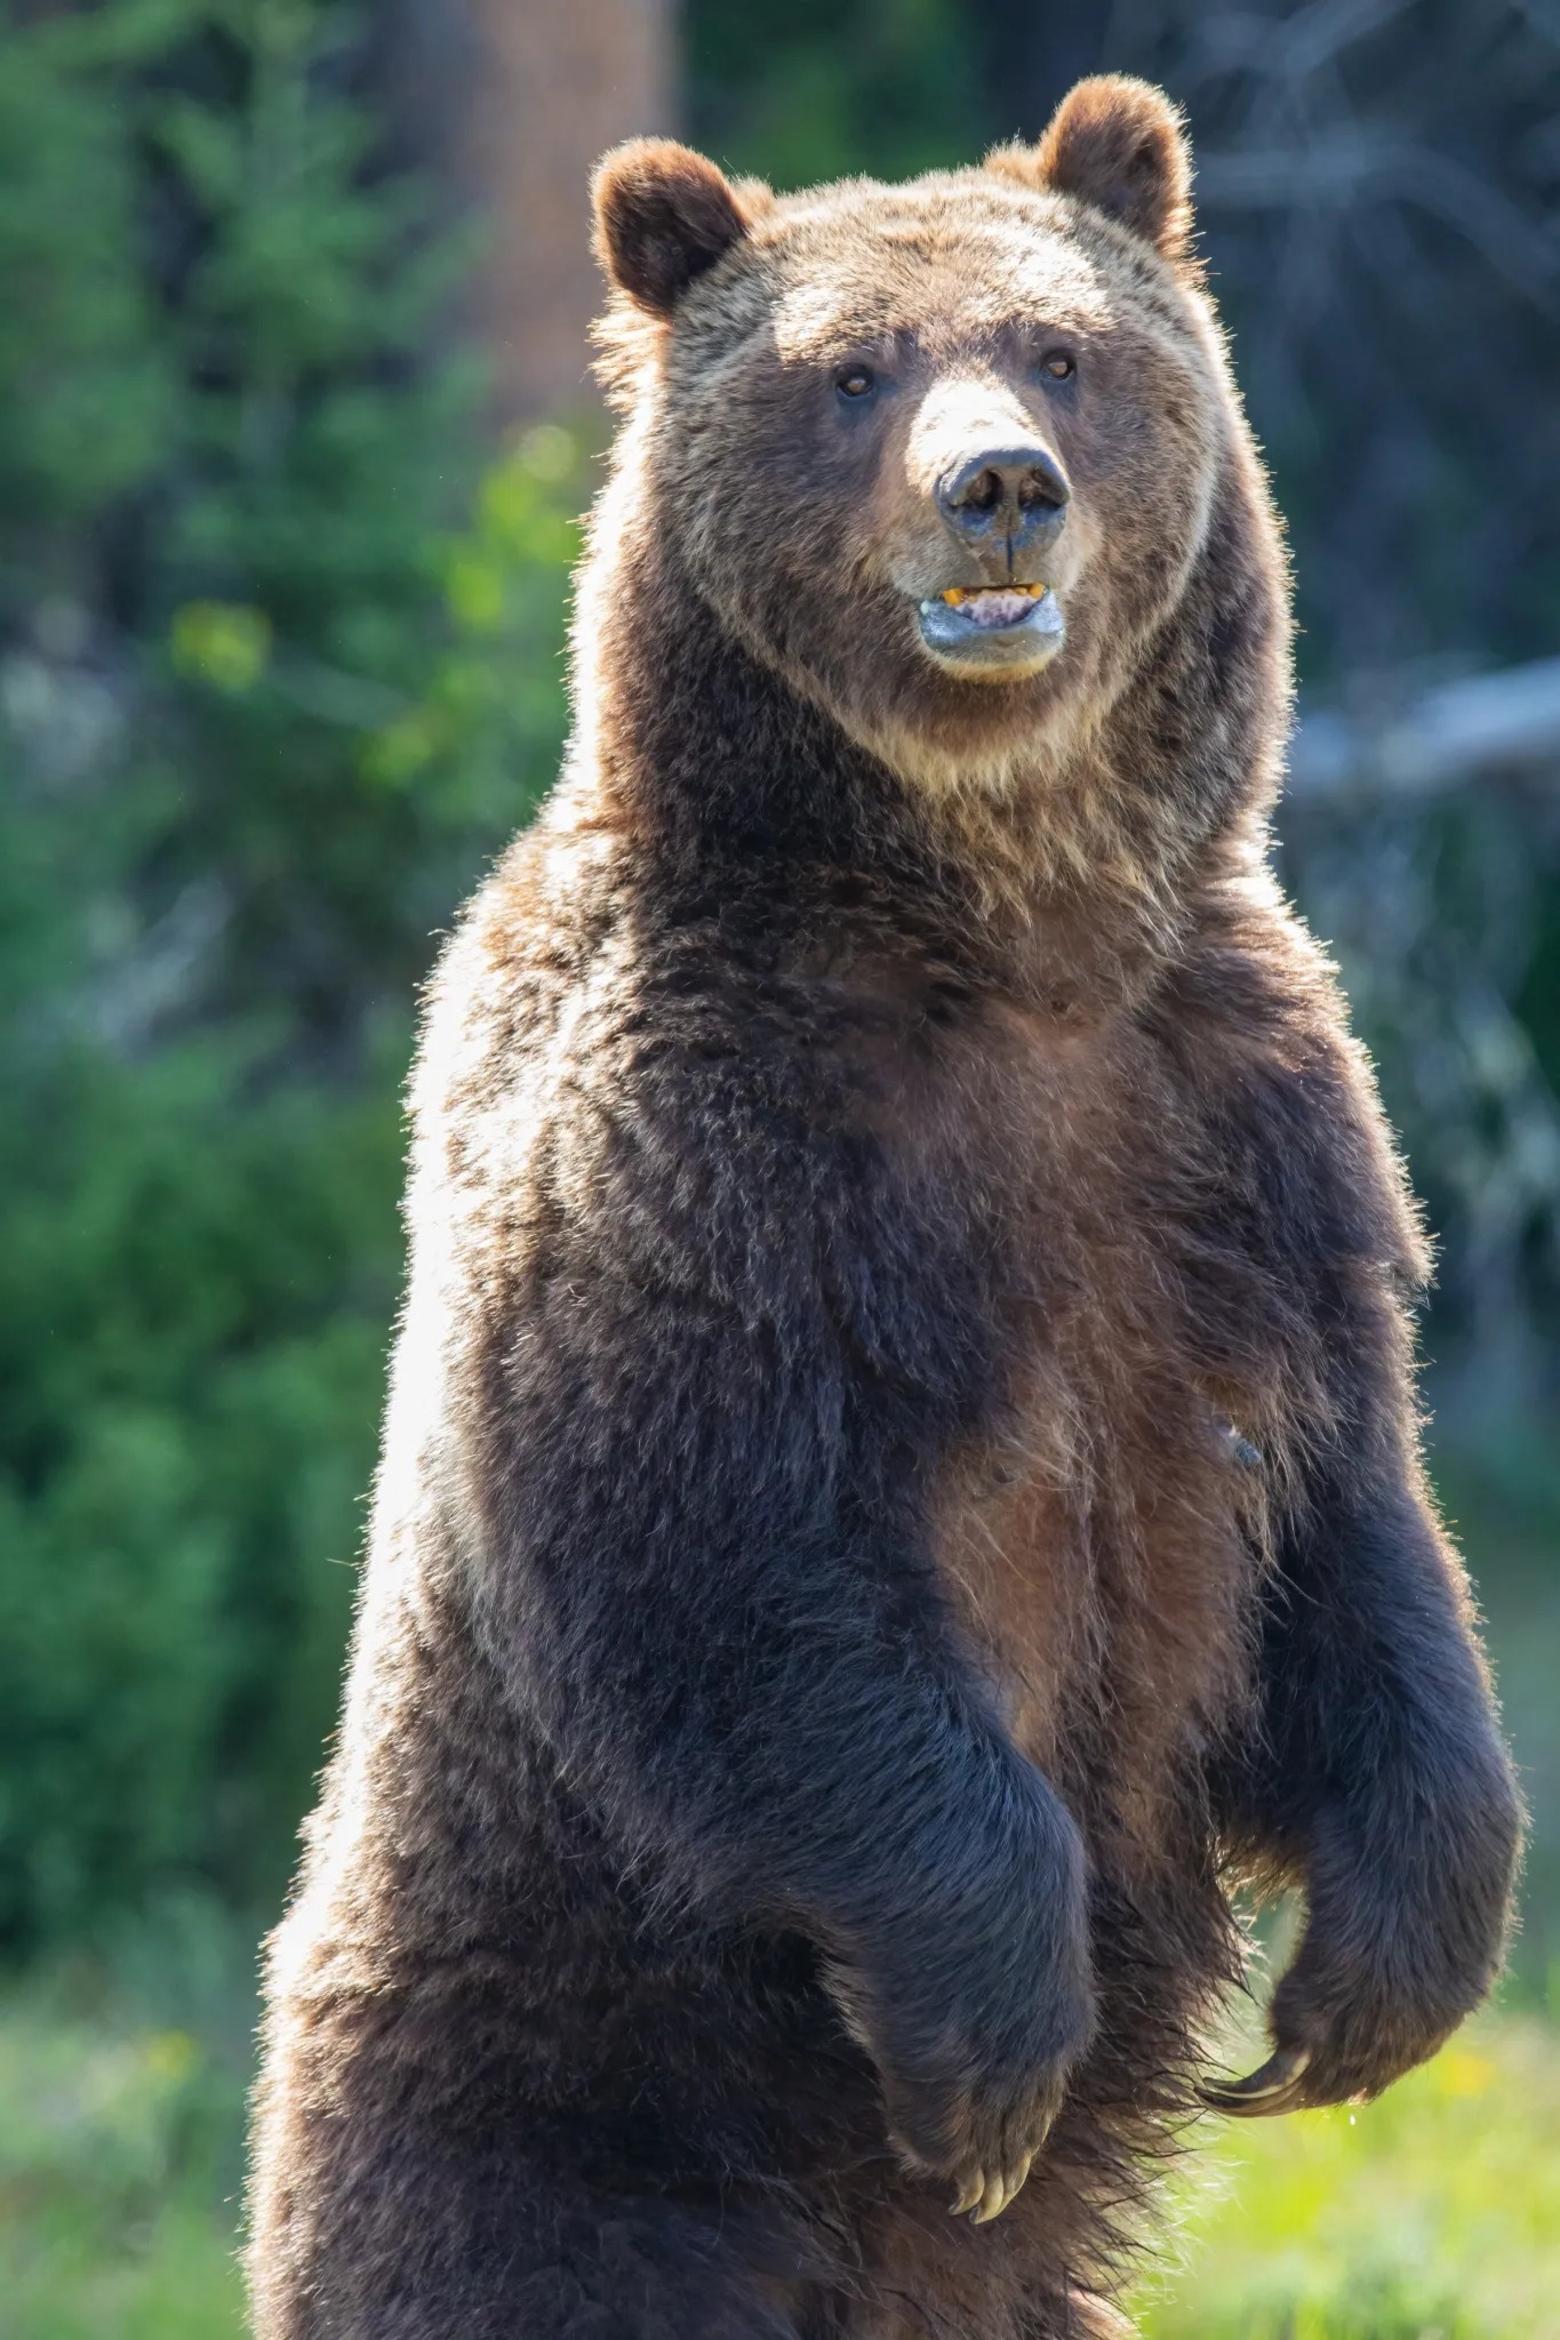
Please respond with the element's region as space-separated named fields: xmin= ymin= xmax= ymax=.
xmin=1204 ymin=1942 xmax=1468 ymax=2119
xmin=835 ymin=1847 xmax=1096 ymax=2221
xmin=1207 ymin=1782 xmax=1520 ymax=2119
xmin=878 ymin=1974 xmax=1094 ymax=2225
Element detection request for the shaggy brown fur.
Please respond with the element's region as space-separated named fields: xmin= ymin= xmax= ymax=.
xmin=247 ymin=78 xmax=1521 ymax=2338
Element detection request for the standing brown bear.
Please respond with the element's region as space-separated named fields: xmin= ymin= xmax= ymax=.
xmin=248 ymin=77 xmax=1522 ymax=2340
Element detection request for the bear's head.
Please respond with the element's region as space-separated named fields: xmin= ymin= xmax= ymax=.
xmin=592 ymin=79 xmax=1278 ymax=794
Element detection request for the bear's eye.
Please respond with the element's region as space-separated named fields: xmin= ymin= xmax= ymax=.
xmin=1040 ymin=350 xmax=1076 ymax=382
xmin=834 ymin=364 xmax=877 ymax=402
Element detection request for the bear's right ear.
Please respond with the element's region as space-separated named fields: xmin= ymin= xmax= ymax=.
xmin=592 ymin=140 xmax=759 ymax=320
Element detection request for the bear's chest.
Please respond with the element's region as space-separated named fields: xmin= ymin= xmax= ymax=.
xmin=868 ymin=982 xmax=1269 ymax=1817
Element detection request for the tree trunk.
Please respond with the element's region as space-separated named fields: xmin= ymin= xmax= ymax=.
xmin=385 ymin=0 xmax=675 ymax=422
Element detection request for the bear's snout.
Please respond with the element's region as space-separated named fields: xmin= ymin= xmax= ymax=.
xmin=935 ymin=442 xmax=1070 ymax=575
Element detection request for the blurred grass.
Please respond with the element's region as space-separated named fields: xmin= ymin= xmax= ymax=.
xmin=3 ymin=1987 xmax=1556 ymax=2339
xmin=0 ymin=1992 xmax=244 ymax=2340
xmin=1137 ymin=2015 xmax=1560 ymax=2338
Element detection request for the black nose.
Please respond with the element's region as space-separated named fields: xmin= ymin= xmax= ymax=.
xmin=937 ymin=444 xmax=1069 ymax=556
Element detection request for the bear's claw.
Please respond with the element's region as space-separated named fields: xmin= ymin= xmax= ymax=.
xmin=950 ymin=2170 xmax=985 ymax=2215
xmin=952 ymin=2148 xmax=1036 ymax=2224
xmin=1200 ymin=2041 xmax=1312 ymax=2117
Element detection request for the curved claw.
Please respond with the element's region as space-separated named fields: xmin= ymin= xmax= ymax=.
xmin=968 ymin=2147 xmax=1036 ymax=2225
xmin=970 ymin=2169 xmax=1007 ymax=2225
xmin=950 ymin=2169 xmax=985 ymax=2216
xmin=1201 ymin=2042 xmax=1312 ymax=2117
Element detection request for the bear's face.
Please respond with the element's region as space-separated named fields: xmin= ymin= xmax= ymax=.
xmin=594 ymin=81 xmax=1232 ymax=784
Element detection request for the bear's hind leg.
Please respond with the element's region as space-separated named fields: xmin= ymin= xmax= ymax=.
xmin=250 ymin=2128 xmax=818 ymax=2340
xmin=500 ymin=2165 xmax=819 ymax=2340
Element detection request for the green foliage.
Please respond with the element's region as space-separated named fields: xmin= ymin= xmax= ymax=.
xmin=687 ymin=0 xmax=985 ymax=187
xmin=0 ymin=1024 xmax=402 ymax=1938
xmin=0 ymin=13 xmax=172 ymax=544
xmin=0 ymin=0 xmax=581 ymax=1952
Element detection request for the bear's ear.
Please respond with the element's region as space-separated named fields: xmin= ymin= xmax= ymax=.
xmin=987 ymin=77 xmax=1193 ymax=265
xmin=592 ymin=139 xmax=760 ymax=319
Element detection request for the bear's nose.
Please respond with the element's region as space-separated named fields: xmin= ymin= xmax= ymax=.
xmin=936 ymin=445 xmax=1070 ymax=561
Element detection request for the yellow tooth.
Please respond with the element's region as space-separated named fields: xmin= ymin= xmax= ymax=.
xmin=940 ymin=584 xmax=1048 ymax=606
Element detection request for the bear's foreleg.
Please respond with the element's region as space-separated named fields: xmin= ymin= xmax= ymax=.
xmin=1212 ymin=1342 xmax=1521 ymax=2113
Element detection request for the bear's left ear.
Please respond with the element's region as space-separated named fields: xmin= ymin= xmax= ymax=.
xmin=592 ymin=139 xmax=763 ymax=319
xmin=987 ymin=77 xmax=1193 ymax=266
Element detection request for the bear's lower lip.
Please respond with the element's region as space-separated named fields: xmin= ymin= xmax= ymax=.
xmin=915 ymin=585 xmax=1066 ymax=677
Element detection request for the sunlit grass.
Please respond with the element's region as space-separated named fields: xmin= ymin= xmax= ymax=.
xmin=0 ymin=1999 xmax=245 ymax=2340
xmin=2 ymin=1994 xmax=1556 ymax=2337
xmin=1138 ymin=2014 xmax=1560 ymax=2338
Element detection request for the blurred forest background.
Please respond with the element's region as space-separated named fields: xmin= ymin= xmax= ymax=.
xmin=2 ymin=2 xmax=1558 ymax=2333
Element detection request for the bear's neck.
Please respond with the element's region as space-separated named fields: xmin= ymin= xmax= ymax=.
xmin=569 ymin=495 xmax=1284 ymax=1013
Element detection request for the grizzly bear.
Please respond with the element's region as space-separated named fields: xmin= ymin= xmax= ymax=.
xmin=247 ymin=76 xmax=1522 ymax=2339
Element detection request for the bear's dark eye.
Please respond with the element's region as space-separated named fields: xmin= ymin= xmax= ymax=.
xmin=834 ymin=364 xmax=877 ymax=402
xmin=1040 ymin=350 xmax=1076 ymax=382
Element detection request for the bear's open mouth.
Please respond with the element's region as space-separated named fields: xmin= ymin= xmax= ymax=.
xmin=937 ymin=584 xmax=1048 ymax=629
xmin=914 ymin=582 xmax=1066 ymax=676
